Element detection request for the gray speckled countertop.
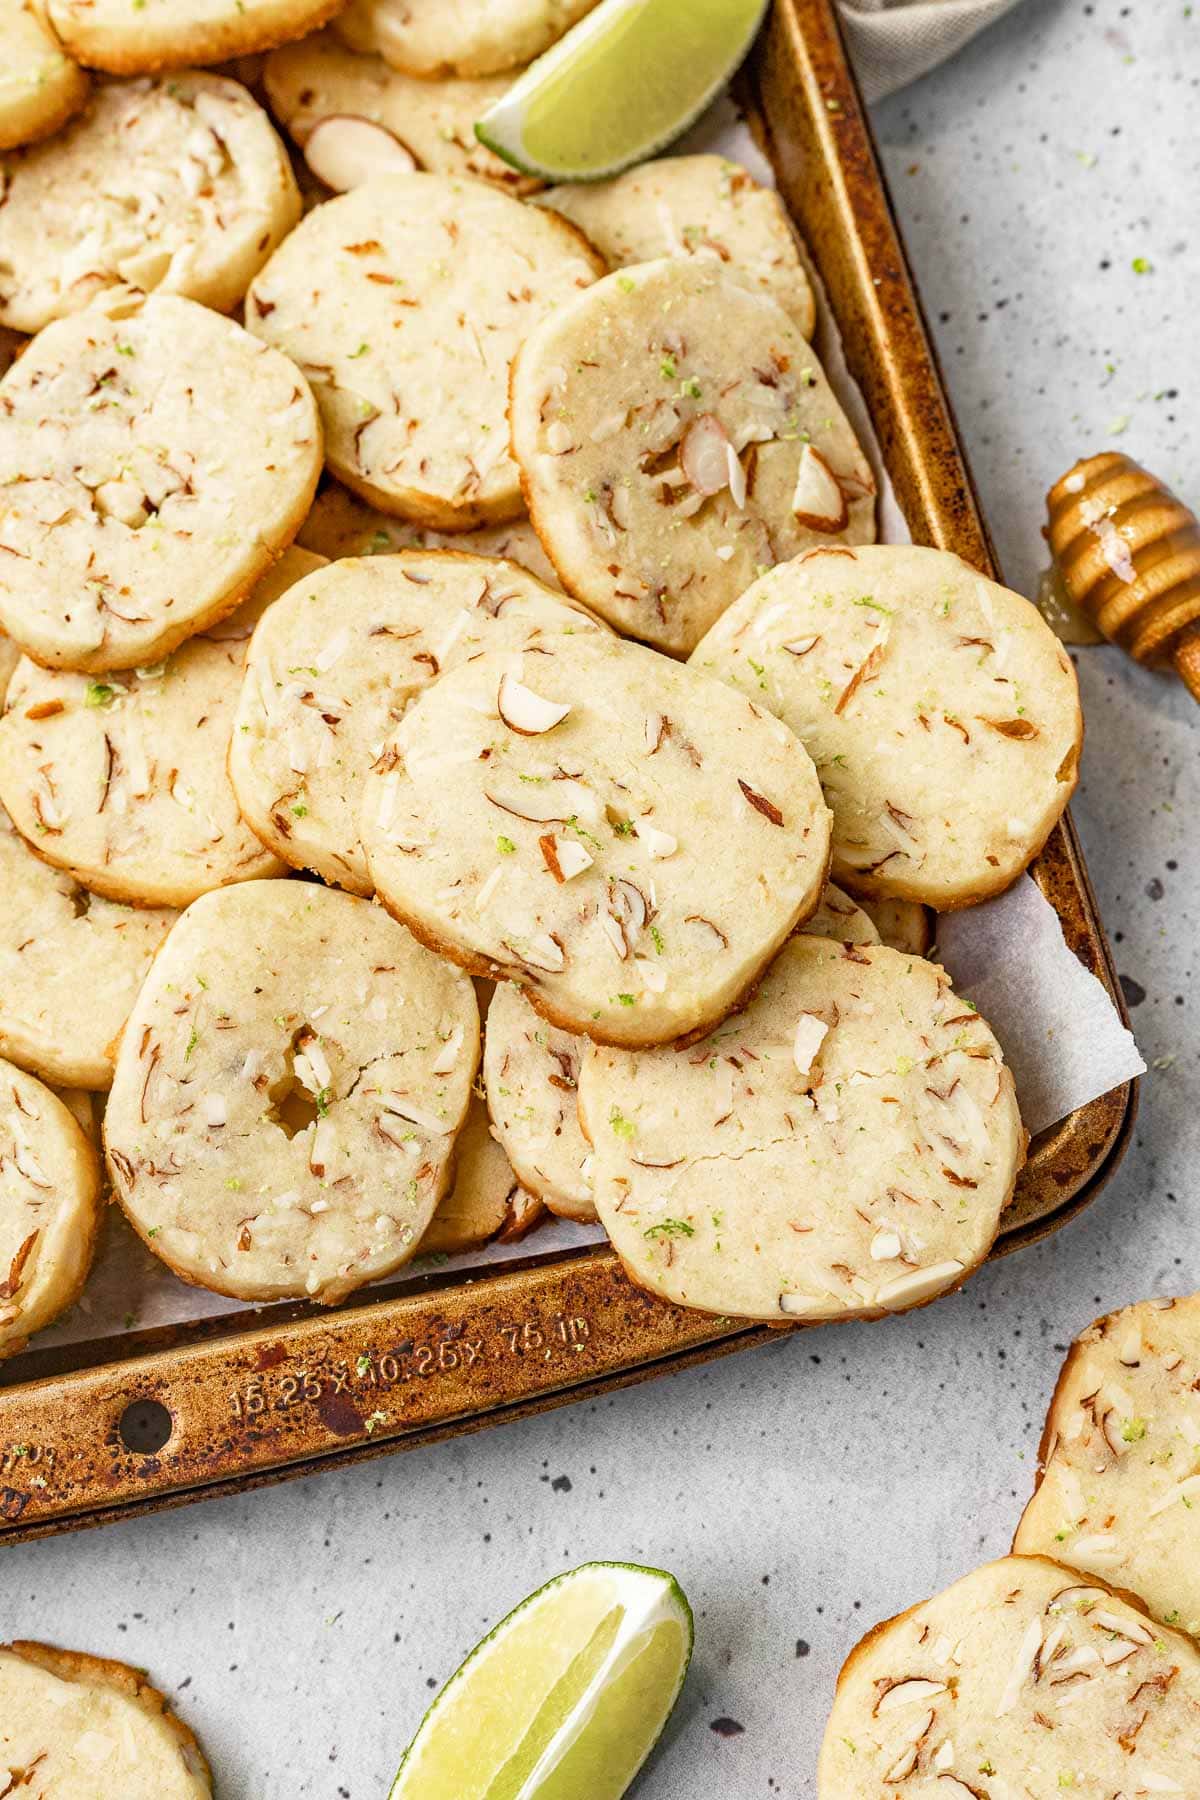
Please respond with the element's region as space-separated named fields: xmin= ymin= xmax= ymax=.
xmin=5 ymin=4 xmax=1197 ymax=1795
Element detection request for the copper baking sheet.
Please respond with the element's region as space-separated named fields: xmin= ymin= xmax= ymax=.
xmin=0 ymin=0 xmax=1136 ymax=1544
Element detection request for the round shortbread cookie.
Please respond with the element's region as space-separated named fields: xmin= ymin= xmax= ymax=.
xmin=817 ymin=1555 xmax=1200 ymax=1797
xmin=0 ymin=1642 xmax=212 ymax=1796
xmin=245 ymin=174 xmax=602 ymax=529
xmin=859 ymin=894 xmax=934 ymax=956
xmin=333 ymin=0 xmax=600 ymax=77
xmin=0 ymin=1058 xmax=102 ymax=1358
xmin=0 ymin=802 xmax=176 ymax=1089
xmin=1014 ymin=1294 xmax=1200 ymax=1636
xmin=104 ymin=880 xmax=478 ymax=1304
xmin=0 ymin=295 xmax=322 ymax=673
xmin=46 ymin=0 xmax=348 ymax=73
xmin=578 ymin=938 xmax=1023 ymax=1322
xmin=483 ymin=883 xmax=877 ymax=1223
xmin=419 ymin=1092 xmax=541 ymax=1256
xmin=0 ymin=1 xmax=89 ymax=153
xmin=230 ymin=550 xmax=603 ymax=894
xmin=535 ymin=156 xmax=816 ymax=340
xmin=0 ymin=549 xmax=321 ymax=907
xmin=693 ymin=544 xmax=1082 ymax=907
xmin=296 ymin=482 xmax=562 ymax=588
xmin=264 ymin=32 xmax=542 ymax=195
xmin=0 ymin=73 xmax=301 ymax=333
xmin=362 ymin=632 xmax=832 ymax=1047
xmin=510 ymin=258 xmax=876 ymax=656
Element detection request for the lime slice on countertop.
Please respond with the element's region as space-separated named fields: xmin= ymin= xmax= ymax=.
xmin=476 ymin=0 xmax=770 ymax=182
xmin=388 ymin=1559 xmax=693 ymax=1799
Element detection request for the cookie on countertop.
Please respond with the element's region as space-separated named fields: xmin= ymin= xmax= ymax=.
xmin=535 ymin=156 xmax=816 ymax=340
xmin=0 ymin=1641 xmax=212 ymax=1795
xmin=362 ymin=632 xmax=832 ymax=1047
xmin=0 ymin=1058 xmax=103 ymax=1359
xmin=230 ymin=550 xmax=603 ymax=894
xmin=693 ymin=543 xmax=1082 ymax=908
xmin=0 ymin=295 xmax=321 ymax=672
xmin=296 ymin=482 xmax=562 ymax=588
xmin=333 ymin=0 xmax=600 ymax=77
xmin=245 ymin=174 xmax=602 ymax=530
xmin=578 ymin=938 xmax=1023 ymax=1322
xmin=264 ymin=32 xmax=542 ymax=195
xmin=419 ymin=1092 xmax=544 ymax=1255
xmin=0 ymin=73 xmax=300 ymax=333
xmin=0 ymin=801 xmax=176 ymax=1089
xmin=104 ymin=880 xmax=479 ymax=1304
xmin=46 ymin=0 xmax=348 ymax=73
xmin=510 ymin=258 xmax=876 ymax=655
xmin=1014 ymin=1292 xmax=1200 ymax=1636
xmin=817 ymin=1556 xmax=1200 ymax=1798
xmin=0 ymin=549 xmax=321 ymax=908
xmin=0 ymin=0 xmax=89 ymax=153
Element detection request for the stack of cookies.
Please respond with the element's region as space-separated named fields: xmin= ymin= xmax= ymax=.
xmin=0 ymin=0 xmax=1083 ymax=1359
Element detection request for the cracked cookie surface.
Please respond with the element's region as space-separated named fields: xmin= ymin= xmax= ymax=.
xmin=245 ymin=173 xmax=602 ymax=529
xmin=0 ymin=295 xmax=321 ymax=671
xmin=578 ymin=937 xmax=1023 ymax=1322
xmin=362 ymin=632 xmax=831 ymax=1046
xmin=0 ymin=73 xmax=300 ymax=332
xmin=104 ymin=879 xmax=478 ymax=1303
xmin=817 ymin=1555 xmax=1200 ymax=1797
xmin=694 ymin=543 xmax=1082 ymax=908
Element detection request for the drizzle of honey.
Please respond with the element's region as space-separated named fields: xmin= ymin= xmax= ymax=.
xmin=1035 ymin=561 xmax=1105 ymax=646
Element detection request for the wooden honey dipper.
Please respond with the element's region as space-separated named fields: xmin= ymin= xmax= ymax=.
xmin=1045 ymin=451 xmax=1200 ymax=701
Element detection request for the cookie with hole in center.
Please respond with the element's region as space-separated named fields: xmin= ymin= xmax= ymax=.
xmin=577 ymin=937 xmax=1023 ymax=1323
xmin=0 ymin=73 xmax=300 ymax=333
xmin=0 ymin=1059 xmax=103 ymax=1359
xmin=693 ymin=543 xmax=1082 ymax=909
xmin=0 ymin=295 xmax=321 ymax=673
xmin=0 ymin=1 xmax=89 ymax=153
xmin=333 ymin=0 xmax=600 ymax=77
xmin=0 ymin=1641 xmax=212 ymax=1794
xmin=46 ymin=0 xmax=348 ymax=74
xmin=534 ymin=155 xmax=816 ymax=340
xmin=362 ymin=632 xmax=831 ymax=1047
xmin=0 ymin=802 xmax=176 ymax=1089
xmin=817 ymin=1555 xmax=1200 ymax=1798
xmin=245 ymin=174 xmax=602 ymax=529
xmin=1014 ymin=1293 xmax=1200 ymax=1636
xmin=509 ymin=257 xmax=875 ymax=656
xmin=296 ymin=483 xmax=562 ymax=588
xmin=104 ymin=880 xmax=478 ymax=1304
xmin=0 ymin=548 xmax=321 ymax=907
xmin=230 ymin=550 xmax=603 ymax=895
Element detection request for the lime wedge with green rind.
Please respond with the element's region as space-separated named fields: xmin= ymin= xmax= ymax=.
xmin=389 ymin=1560 xmax=693 ymax=1800
xmin=476 ymin=0 xmax=770 ymax=182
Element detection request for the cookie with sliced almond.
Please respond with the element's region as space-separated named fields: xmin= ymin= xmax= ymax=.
xmin=244 ymin=173 xmax=603 ymax=529
xmin=1014 ymin=1293 xmax=1200 ymax=1636
xmin=333 ymin=0 xmax=601 ymax=78
xmin=104 ymin=880 xmax=479 ymax=1304
xmin=230 ymin=550 xmax=604 ymax=895
xmin=510 ymin=258 xmax=875 ymax=655
xmin=693 ymin=543 xmax=1082 ymax=908
xmin=0 ymin=1057 xmax=103 ymax=1359
xmin=858 ymin=894 xmax=934 ymax=956
xmin=0 ymin=1640 xmax=212 ymax=1795
xmin=534 ymin=155 xmax=816 ymax=339
xmin=362 ymin=632 xmax=831 ymax=1046
xmin=577 ymin=936 xmax=1023 ymax=1322
xmin=817 ymin=1555 xmax=1200 ymax=1798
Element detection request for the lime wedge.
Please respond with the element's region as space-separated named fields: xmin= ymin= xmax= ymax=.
xmin=389 ymin=1560 xmax=693 ymax=1800
xmin=476 ymin=0 xmax=769 ymax=182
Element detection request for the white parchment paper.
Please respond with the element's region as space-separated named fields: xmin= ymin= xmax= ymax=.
xmin=32 ymin=103 xmax=1142 ymax=1356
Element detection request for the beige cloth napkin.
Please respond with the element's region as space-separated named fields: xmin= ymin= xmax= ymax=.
xmin=838 ymin=0 xmax=1027 ymax=101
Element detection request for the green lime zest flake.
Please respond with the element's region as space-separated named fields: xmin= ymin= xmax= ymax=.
xmin=496 ymin=834 xmax=516 ymax=854
xmin=349 ymin=342 xmax=370 ymax=358
xmin=611 ymin=817 xmax=635 ymax=836
xmin=613 ymin=993 xmax=637 ymax=1007
xmin=225 ymin=1176 xmax=242 ymax=1191
xmin=185 ymin=1026 xmax=199 ymax=1059
xmin=681 ymin=377 xmax=702 ymax=399
xmin=644 ymin=1219 xmax=694 ymax=1239
xmin=1121 ymin=1417 xmax=1148 ymax=1442
xmin=608 ymin=1106 xmax=635 ymax=1139
xmin=617 ymin=274 xmax=636 ymax=293
xmin=659 ymin=352 xmax=677 ymax=379
xmin=85 ymin=681 xmax=117 ymax=707
xmin=356 ymin=1352 xmax=372 ymax=1376
xmin=852 ymin=595 xmax=893 ymax=615
xmin=292 ymin=802 xmax=309 ymax=818
xmin=650 ymin=925 xmax=665 ymax=954
xmin=315 ymin=1087 xmax=331 ymax=1118
xmin=895 ymin=1054 xmax=913 ymax=1076
xmin=1132 ymin=255 xmax=1153 ymax=273
xmin=364 ymin=1410 xmax=388 ymax=1434
xmin=565 ymin=814 xmax=603 ymax=851
xmin=115 ymin=342 xmax=136 ymax=357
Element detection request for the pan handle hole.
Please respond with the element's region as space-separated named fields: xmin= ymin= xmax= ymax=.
xmin=117 ymin=1398 xmax=173 ymax=1454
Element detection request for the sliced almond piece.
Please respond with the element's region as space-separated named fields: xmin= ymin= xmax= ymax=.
xmin=497 ymin=673 xmax=572 ymax=735
xmin=792 ymin=1013 xmax=828 ymax=1077
xmin=791 ymin=445 xmax=849 ymax=533
xmin=639 ymin=823 xmax=677 ymax=859
xmin=875 ymin=1678 xmax=948 ymax=1714
xmin=876 ymin=1261 xmax=965 ymax=1311
xmin=679 ymin=413 xmax=734 ymax=496
xmin=304 ymin=115 xmax=418 ymax=193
